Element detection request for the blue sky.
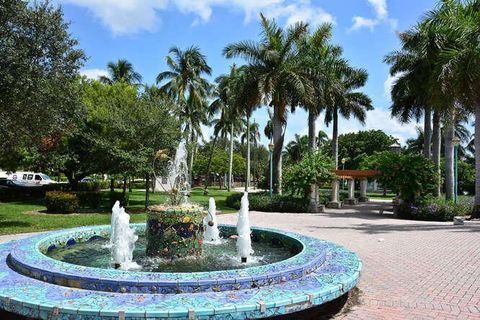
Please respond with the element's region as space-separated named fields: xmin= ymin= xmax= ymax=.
xmin=58 ymin=0 xmax=438 ymax=145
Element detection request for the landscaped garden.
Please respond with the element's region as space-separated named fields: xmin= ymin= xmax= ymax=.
xmin=1 ymin=0 xmax=480 ymax=319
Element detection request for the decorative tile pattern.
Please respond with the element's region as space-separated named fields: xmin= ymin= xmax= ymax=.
xmin=0 ymin=224 xmax=361 ymax=319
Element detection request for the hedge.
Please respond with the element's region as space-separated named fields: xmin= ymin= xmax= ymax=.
xmin=45 ymin=191 xmax=79 ymax=214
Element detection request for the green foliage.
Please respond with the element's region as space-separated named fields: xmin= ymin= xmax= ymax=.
xmin=193 ymin=149 xmax=245 ymax=176
xmin=0 ymin=0 xmax=85 ymax=169
xmin=361 ymin=151 xmax=437 ymax=203
xmin=397 ymin=197 xmax=473 ymax=222
xmin=225 ymin=193 xmax=308 ymax=213
xmin=45 ymin=191 xmax=79 ymax=214
xmin=75 ymin=192 xmax=103 ymax=209
xmin=76 ymin=181 xmax=109 ymax=192
xmin=283 ymin=152 xmax=335 ymax=198
xmin=326 ymin=130 xmax=398 ymax=169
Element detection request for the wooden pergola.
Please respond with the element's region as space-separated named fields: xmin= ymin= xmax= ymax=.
xmin=327 ymin=170 xmax=380 ymax=208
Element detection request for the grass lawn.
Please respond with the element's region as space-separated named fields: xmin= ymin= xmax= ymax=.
xmin=0 ymin=187 xmax=238 ymax=236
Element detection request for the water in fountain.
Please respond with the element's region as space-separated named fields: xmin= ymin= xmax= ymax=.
xmin=236 ymin=192 xmax=253 ymax=262
xmin=203 ymin=197 xmax=221 ymax=244
xmin=167 ymin=140 xmax=190 ymax=206
xmin=110 ymin=201 xmax=140 ymax=270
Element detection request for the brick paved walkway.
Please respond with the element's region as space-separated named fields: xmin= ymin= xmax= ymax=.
xmin=218 ymin=202 xmax=480 ymax=320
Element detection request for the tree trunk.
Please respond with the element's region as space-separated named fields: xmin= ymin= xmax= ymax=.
xmin=423 ymin=107 xmax=432 ymax=158
xmin=204 ymin=134 xmax=218 ymax=194
xmin=228 ymin=124 xmax=234 ymax=192
xmin=444 ymin=115 xmax=455 ymax=200
xmin=308 ymin=110 xmax=318 ymax=212
xmin=432 ymin=111 xmax=441 ymax=197
xmin=110 ymin=178 xmax=115 ymax=193
xmin=272 ymin=109 xmax=284 ymax=194
xmin=473 ymin=104 xmax=480 ymax=218
xmin=245 ymin=115 xmax=251 ymax=192
xmin=122 ymin=177 xmax=127 ymax=195
xmin=145 ymin=174 xmax=150 ymax=210
xmin=332 ymin=108 xmax=339 ymax=169
xmin=189 ymin=132 xmax=196 ymax=187
xmin=129 ymin=177 xmax=133 ymax=193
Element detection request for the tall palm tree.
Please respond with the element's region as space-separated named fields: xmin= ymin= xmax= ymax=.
xmin=156 ymin=46 xmax=212 ymax=182
xmin=203 ymin=66 xmax=244 ymax=193
xmin=284 ymin=134 xmax=309 ymax=164
xmin=230 ymin=66 xmax=261 ymax=192
xmin=100 ymin=59 xmax=142 ymax=85
xmin=224 ymin=14 xmax=312 ymax=194
xmin=324 ymin=67 xmax=373 ymax=169
xmin=432 ymin=0 xmax=480 ymax=215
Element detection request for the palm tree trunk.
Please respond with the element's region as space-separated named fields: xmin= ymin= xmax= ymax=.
xmin=423 ymin=107 xmax=432 ymax=158
xmin=474 ymin=104 xmax=480 ymax=218
xmin=204 ymin=134 xmax=218 ymax=194
xmin=245 ymin=115 xmax=251 ymax=192
xmin=332 ymin=108 xmax=339 ymax=169
xmin=432 ymin=111 xmax=441 ymax=197
xmin=189 ymin=132 xmax=196 ymax=187
xmin=272 ymin=111 xmax=284 ymax=194
xmin=308 ymin=110 xmax=318 ymax=212
xmin=228 ymin=124 xmax=234 ymax=192
xmin=444 ymin=114 xmax=455 ymax=200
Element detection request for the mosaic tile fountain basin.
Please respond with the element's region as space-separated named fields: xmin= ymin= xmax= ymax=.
xmin=0 ymin=224 xmax=362 ymax=319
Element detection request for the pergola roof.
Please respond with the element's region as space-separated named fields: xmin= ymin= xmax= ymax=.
xmin=335 ymin=170 xmax=379 ymax=179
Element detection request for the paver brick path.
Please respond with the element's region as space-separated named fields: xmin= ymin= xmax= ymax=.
xmin=217 ymin=202 xmax=480 ymax=320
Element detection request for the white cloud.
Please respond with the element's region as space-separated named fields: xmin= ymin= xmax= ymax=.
xmin=59 ymin=0 xmax=334 ymax=35
xmin=80 ymin=68 xmax=109 ymax=80
xmin=348 ymin=0 xmax=397 ymax=32
xmin=350 ymin=16 xmax=378 ymax=32
xmin=383 ymin=73 xmax=401 ymax=99
xmin=367 ymin=0 xmax=387 ymax=19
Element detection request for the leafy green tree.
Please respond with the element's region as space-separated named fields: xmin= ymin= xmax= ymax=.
xmin=361 ymin=151 xmax=437 ymax=204
xmin=224 ymin=14 xmax=312 ymax=194
xmin=0 ymin=0 xmax=85 ymax=168
xmin=283 ymin=152 xmax=335 ymax=205
xmin=99 ymin=59 xmax=142 ymax=85
xmin=284 ymin=135 xmax=309 ymax=164
xmin=326 ymin=130 xmax=398 ymax=169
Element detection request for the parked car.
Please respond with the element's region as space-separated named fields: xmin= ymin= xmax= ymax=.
xmin=6 ymin=172 xmax=56 ymax=187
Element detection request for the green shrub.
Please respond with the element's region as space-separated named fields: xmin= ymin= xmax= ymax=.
xmin=283 ymin=151 xmax=335 ymax=199
xmin=131 ymin=180 xmax=146 ymax=189
xmin=397 ymin=196 xmax=473 ymax=221
xmin=226 ymin=192 xmax=309 ymax=213
xmin=45 ymin=191 xmax=79 ymax=214
xmin=76 ymin=191 xmax=103 ymax=209
xmin=76 ymin=180 xmax=109 ymax=192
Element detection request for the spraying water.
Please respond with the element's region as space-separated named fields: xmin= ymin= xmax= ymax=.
xmin=203 ymin=197 xmax=221 ymax=244
xmin=236 ymin=192 xmax=253 ymax=262
xmin=166 ymin=140 xmax=190 ymax=206
xmin=110 ymin=201 xmax=140 ymax=270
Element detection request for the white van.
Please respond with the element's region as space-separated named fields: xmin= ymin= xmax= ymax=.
xmin=7 ymin=172 xmax=56 ymax=187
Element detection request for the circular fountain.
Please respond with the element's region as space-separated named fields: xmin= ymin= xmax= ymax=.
xmin=0 ymin=143 xmax=361 ymax=319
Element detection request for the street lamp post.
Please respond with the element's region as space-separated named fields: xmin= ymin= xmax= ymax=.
xmin=452 ymin=136 xmax=461 ymax=204
xmin=268 ymin=142 xmax=274 ymax=198
xmin=341 ymin=158 xmax=346 ymax=190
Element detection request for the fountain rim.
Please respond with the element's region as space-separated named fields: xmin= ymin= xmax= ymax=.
xmin=7 ymin=224 xmax=330 ymax=293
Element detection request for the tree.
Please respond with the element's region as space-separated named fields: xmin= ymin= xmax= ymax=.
xmin=224 ymin=14 xmax=312 ymax=194
xmin=0 ymin=0 xmax=85 ymax=169
xmin=284 ymin=135 xmax=309 ymax=164
xmin=156 ymin=46 xmax=212 ymax=183
xmin=429 ymin=0 xmax=480 ymax=216
xmin=329 ymin=130 xmax=398 ymax=169
xmin=324 ymin=67 xmax=373 ymax=169
xmin=49 ymin=80 xmax=179 ymax=191
xmin=203 ymin=66 xmax=244 ymax=193
xmin=99 ymin=59 xmax=142 ymax=85
xmin=283 ymin=151 xmax=335 ymax=204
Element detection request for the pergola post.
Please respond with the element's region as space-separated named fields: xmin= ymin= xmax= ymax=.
xmin=345 ymin=178 xmax=358 ymax=205
xmin=359 ymin=178 xmax=369 ymax=202
xmin=327 ymin=180 xmax=342 ymax=209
